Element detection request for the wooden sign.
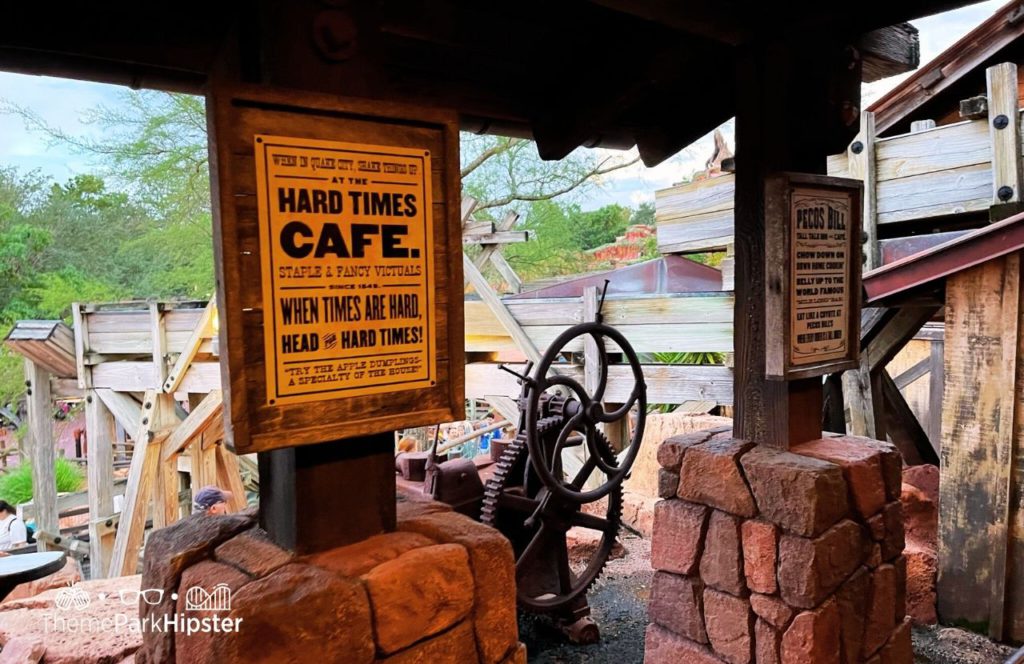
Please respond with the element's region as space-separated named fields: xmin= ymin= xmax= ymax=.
xmin=765 ymin=173 xmax=862 ymax=380
xmin=254 ymin=136 xmax=436 ymax=406
xmin=208 ymin=85 xmax=464 ymax=453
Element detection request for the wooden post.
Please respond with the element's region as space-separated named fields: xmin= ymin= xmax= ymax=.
xmin=23 ymin=359 xmax=57 ymax=552
xmin=848 ymin=111 xmax=879 ymax=271
xmin=85 ymin=390 xmax=115 ymax=578
xmin=733 ymin=40 xmax=857 ymax=447
xmin=987 ymin=63 xmax=1022 ymax=221
xmin=938 ymin=253 xmax=1022 ymax=639
xmin=258 ymin=434 xmax=395 ymax=554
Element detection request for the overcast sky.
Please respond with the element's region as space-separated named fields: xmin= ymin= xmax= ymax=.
xmin=0 ymin=0 xmax=1007 ymax=212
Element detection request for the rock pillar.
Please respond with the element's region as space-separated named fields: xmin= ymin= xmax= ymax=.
xmin=646 ymin=429 xmax=910 ymax=664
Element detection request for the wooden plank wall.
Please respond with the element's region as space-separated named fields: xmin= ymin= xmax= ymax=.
xmin=938 ymin=253 xmax=1024 ymax=641
xmin=656 ymin=66 xmax=1024 ymax=257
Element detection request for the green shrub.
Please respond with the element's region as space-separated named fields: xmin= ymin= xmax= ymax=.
xmin=0 ymin=458 xmax=85 ymax=505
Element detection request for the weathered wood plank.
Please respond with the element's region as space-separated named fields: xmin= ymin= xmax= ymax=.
xmin=987 ymin=63 xmax=1022 ymax=210
xmin=108 ymin=389 xmax=162 ymax=576
xmin=85 ymin=391 xmax=115 ymax=578
xmin=163 ymin=297 xmax=215 ymax=394
xmin=848 ymin=112 xmax=879 ymax=270
xmin=465 ymin=362 xmax=734 ymax=405
xmin=24 ymin=360 xmax=57 ymax=551
xmin=655 ymin=173 xmax=735 ymax=223
xmin=938 ymin=256 xmax=1019 ymax=634
xmin=94 ymin=389 xmax=142 ymax=434
xmin=161 ymin=391 xmax=223 ymax=460
xmin=463 ymin=252 xmax=542 ymax=364
xmin=876 ymin=162 xmax=992 ymax=224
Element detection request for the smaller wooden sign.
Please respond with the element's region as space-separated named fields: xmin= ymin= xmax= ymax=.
xmin=765 ymin=173 xmax=862 ymax=380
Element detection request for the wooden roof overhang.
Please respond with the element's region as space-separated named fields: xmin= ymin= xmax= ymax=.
xmin=863 ymin=211 xmax=1024 ymax=305
xmin=0 ymin=1 xmax=969 ymax=167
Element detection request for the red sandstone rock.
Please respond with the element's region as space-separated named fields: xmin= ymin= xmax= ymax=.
xmin=879 ymin=502 xmax=905 ymax=562
xmin=622 ymin=491 xmax=657 ymax=537
xmin=649 ymin=571 xmax=707 ymax=643
xmin=651 ymin=500 xmax=709 ymax=574
xmin=866 ymin=543 xmax=883 ymax=569
xmin=398 ymin=509 xmax=518 ymax=664
xmin=0 ymin=637 xmax=44 ymax=663
xmin=742 ymin=520 xmax=777 ymax=594
xmin=137 ymin=509 xmax=256 ymax=664
xmin=658 ymin=425 xmax=735 ymax=471
xmin=2 ymin=559 xmax=82 ymax=604
xmin=904 ymin=546 xmax=937 ymax=624
xmin=214 ymin=528 xmax=292 ymax=578
xmin=630 ymin=417 xmax=733 ymax=498
xmin=901 ymin=464 xmax=938 ymax=504
xmin=894 ymin=555 xmax=907 ymax=621
xmin=306 ymin=531 xmax=435 ymax=577
xmin=835 ymin=566 xmax=869 ymax=664
xmin=658 ymin=469 xmax=680 ymax=498
xmin=741 ymin=447 xmax=848 ymax=538
xmin=645 ymin=624 xmax=725 ymax=664
xmin=701 ymin=511 xmax=746 ymax=596
xmin=0 ymin=575 xmax=142 ymax=663
xmin=862 ymin=564 xmax=897 ymax=657
xmin=703 ymin=589 xmax=753 ymax=664
xmin=792 ymin=437 xmax=886 ymax=519
xmin=566 ymin=528 xmax=625 ymax=567
xmin=174 ymin=560 xmax=253 ymax=664
xmin=851 ymin=439 xmax=904 ymax=502
xmin=363 ymin=543 xmax=474 ymax=655
xmin=678 ymin=439 xmax=757 ymax=517
xmin=777 ymin=520 xmax=865 ymax=609
xmin=781 ymin=597 xmax=841 ymax=664
xmin=196 ymin=562 xmax=374 ymax=664
xmin=879 ymin=618 xmax=913 ymax=664
xmin=755 ymin=619 xmax=780 ymax=664
xmin=900 ymin=483 xmax=936 ymax=551
xmin=377 ymin=620 xmax=478 ymax=663
xmin=499 ymin=643 xmax=527 ymax=664
xmin=750 ymin=594 xmax=793 ymax=630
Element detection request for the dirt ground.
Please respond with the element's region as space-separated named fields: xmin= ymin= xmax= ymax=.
xmin=521 ymin=533 xmax=1020 ymax=664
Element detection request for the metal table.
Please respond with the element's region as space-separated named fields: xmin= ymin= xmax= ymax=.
xmin=0 ymin=551 xmax=66 ymax=601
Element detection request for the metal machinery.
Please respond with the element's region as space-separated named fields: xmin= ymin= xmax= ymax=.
xmin=396 ymin=297 xmax=647 ymax=643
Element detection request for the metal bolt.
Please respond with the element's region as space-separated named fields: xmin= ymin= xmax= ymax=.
xmin=142 ymin=417 xmax=149 ymax=425
xmin=851 ymin=141 xmax=864 ymax=154
xmin=23 ymin=380 xmax=30 ymax=387
xmin=86 ymin=395 xmax=93 ymax=403
xmin=312 ymin=10 xmax=358 ymax=62
xmin=994 ymin=114 xmax=1010 ymax=130
xmin=105 ymin=519 xmax=113 ymax=527
xmin=145 ymin=402 xmax=152 ymax=409
xmin=999 ymin=185 xmax=1015 ymax=201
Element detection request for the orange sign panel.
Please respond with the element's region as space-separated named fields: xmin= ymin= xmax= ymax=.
xmin=254 ymin=135 xmax=436 ymax=406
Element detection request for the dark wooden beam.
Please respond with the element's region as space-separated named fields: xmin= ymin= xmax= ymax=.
xmin=733 ymin=37 xmax=861 ymax=447
xmin=881 ymin=369 xmax=938 ymax=465
xmin=258 ymin=434 xmax=396 ymax=554
xmin=860 ymin=23 xmax=920 ymax=83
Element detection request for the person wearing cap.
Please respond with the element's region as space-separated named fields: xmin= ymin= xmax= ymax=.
xmin=193 ymin=486 xmax=232 ymax=515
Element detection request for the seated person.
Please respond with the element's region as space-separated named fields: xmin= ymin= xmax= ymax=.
xmin=0 ymin=501 xmax=27 ymax=550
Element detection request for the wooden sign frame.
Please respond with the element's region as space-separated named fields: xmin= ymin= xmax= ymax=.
xmin=765 ymin=173 xmax=862 ymax=381
xmin=207 ymin=84 xmax=464 ymax=454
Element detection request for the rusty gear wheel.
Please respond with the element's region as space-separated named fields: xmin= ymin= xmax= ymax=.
xmin=482 ymin=418 xmax=623 ymax=614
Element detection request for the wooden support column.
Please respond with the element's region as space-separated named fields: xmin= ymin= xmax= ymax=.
xmin=847 ymin=111 xmax=878 ymax=270
xmin=258 ymin=434 xmax=395 ymax=554
xmin=85 ymin=390 xmax=115 ymax=578
xmin=23 ymin=359 xmax=57 ymax=551
xmin=987 ymin=62 xmax=1023 ymax=221
xmin=938 ymin=252 xmax=1022 ymax=639
xmin=733 ymin=40 xmax=858 ymax=447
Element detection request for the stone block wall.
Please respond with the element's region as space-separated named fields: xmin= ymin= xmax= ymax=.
xmin=136 ymin=499 xmax=525 ymax=664
xmin=647 ymin=429 xmax=911 ymax=664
